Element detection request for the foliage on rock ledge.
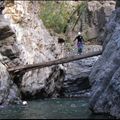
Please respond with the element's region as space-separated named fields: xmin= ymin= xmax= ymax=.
xmin=39 ymin=1 xmax=71 ymax=34
xmin=39 ymin=1 xmax=88 ymax=50
xmin=39 ymin=1 xmax=87 ymax=34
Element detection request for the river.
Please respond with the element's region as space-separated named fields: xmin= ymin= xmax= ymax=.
xmin=0 ymin=98 xmax=113 ymax=119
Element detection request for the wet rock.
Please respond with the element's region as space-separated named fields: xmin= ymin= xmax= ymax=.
xmin=89 ymin=8 xmax=120 ymax=118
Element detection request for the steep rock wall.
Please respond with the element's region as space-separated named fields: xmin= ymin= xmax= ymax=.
xmin=66 ymin=1 xmax=115 ymax=44
xmin=0 ymin=3 xmax=21 ymax=106
xmin=89 ymin=8 xmax=120 ymax=118
xmin=3 ymin=1 xmax=65 ymax=98
xmin=0 ymin=54 xmax=21 ymax=105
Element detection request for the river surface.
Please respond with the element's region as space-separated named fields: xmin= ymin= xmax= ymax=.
xmin=0 ymin=98 xmax=113 ymax=119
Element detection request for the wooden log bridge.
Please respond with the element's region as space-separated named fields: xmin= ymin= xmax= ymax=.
xmin=8 ymin=50 xmax=102 ymax=73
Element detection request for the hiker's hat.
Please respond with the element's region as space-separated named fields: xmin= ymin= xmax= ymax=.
xmin=78 ymin=32 xmax=81 ymax=35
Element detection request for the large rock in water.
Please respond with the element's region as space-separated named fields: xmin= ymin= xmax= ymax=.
xmin=3 ymin=1 xmax=65 ymax=98
xmin=89 ymin=8 xmax=120 ymax=118
xmin=0 ymin=54 xmax=21 ymax=105
xmin=63 ymin=45 xmax=102 ymax=97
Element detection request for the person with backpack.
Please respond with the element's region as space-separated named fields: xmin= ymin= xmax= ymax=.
xmin=74 ymin=32 xmax=84 ymax=54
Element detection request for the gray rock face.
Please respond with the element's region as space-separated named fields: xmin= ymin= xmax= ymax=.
xmin=0 ymin=12 xmax=21 ymax=106
xmin=63 ymin=45 xmax=102 ymax=97
xmin=0 ymin=15 xmax=14 ymax=41
xmin=3 ymin=1 xmax=65 ymax=99
xmin=0 ymin=15 xmax=20 ymax=68
xmin=63 ymin=61 xmax=91 ymax=98
xmin=86 ymin=1 xmax=115 ymax=43
xmin=0 ymin=0 xmax=4 ymax=14
xmin=66 ymin=1 xmax=115 ymax=44
xmin=89 ymin=8 xmax=120 ymax=118
xmin=0 ymin=56 xmax=21 ymax=105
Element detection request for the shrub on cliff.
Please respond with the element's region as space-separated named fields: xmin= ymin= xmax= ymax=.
xmin=39 ymin=1 xmax=70 ymax=34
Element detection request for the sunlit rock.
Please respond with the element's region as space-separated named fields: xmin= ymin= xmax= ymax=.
xmin=3 ymin=1 xmax=65 ymax=98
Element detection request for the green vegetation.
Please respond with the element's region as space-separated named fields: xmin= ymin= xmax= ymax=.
xmin=79 ymin=1 xmax=87 ymax=13
xmin=39 ymin=1 xmax=88 ymax=34
xmin=39 ymin=1 xmax=71 ymax=34
xmin=63 ymin=1 xmax=87 ymax=33
xmin=39 ymin=1 xmax=90 ymax=50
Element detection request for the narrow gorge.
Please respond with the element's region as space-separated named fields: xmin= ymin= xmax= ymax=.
xmin=0 ymin=0 xmax=120 ymax=119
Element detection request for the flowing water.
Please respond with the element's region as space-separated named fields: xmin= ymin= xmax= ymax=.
xmin=0 ymin=98 xmax=113 ymax=119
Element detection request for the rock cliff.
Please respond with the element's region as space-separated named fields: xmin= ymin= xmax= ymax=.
xmin=0 ymin=3 xmax=21 ymax=105
xmin=89 ymin=8 xmax=120 ymax=118
xmin=1 ymin=0 xmax=65 ymax=100
xmin=66 ymin=1 xmax=115 ymax=44
xmin=0 ymin=54 xmax=21 ymax=105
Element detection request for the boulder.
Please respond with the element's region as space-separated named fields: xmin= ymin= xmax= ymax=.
xmin=0 ymin=55 xmax=21 ymax=105
xmin=0 ymin=14 xmax=21 ymax=68
xmin=63 ymin=45 xmax=102 ymax=97
xmin=0 ymin=15 xmax=14 ymax=41
xmin=3 ymin=1 xmax=65 ymax=99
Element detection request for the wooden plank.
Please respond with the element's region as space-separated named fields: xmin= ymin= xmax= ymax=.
xmin=8 ymin=50 xmax=102 ymax=73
